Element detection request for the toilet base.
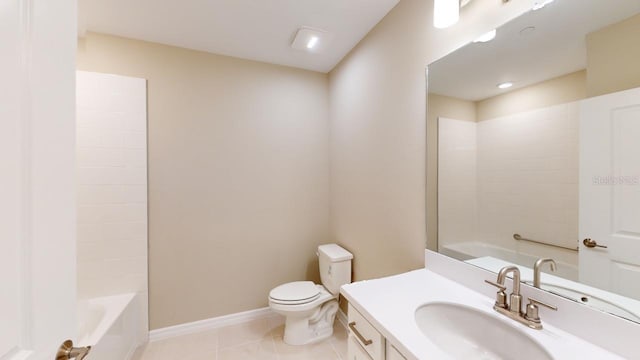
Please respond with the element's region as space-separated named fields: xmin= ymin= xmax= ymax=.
xmin=282 ymin=299 xmax=339 ymax=345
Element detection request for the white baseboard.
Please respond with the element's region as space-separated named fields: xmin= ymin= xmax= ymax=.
xmin=149 ymin=307 xmax=275 ymax=342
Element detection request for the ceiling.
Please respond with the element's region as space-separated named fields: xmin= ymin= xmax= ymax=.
xmin=79 ymin=0 xmax=399 ymax=73
xmin=428 ymin=0 xmax=640 ymax=101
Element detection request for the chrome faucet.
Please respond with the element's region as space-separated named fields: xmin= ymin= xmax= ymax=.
xmin=497 ymin=266 xmax=522 ymax=314
xmin=533 ymin=258 xmax=557 ymax=288
xmin=485 ymin=265 xmax=557 ymax=330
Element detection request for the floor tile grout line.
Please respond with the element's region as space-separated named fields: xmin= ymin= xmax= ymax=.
xmin=270 ymin=335 xmax=280 ymax=360
xmin=328 ymin=338 xmax=342 ymax=360
xmin=218 ymin=338 xmax=264 ymax=352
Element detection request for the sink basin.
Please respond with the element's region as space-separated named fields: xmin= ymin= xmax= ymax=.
xmin=415 ymin=302 xmax=554 ymax=360
xmin=524 ymin=281 xmax=640 ymax=322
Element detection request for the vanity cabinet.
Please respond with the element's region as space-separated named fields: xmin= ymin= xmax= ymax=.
xmin=385 ymin=343 xmax=407 ymax=360
xmin=347 ymin=304 xmax=407 ymax=360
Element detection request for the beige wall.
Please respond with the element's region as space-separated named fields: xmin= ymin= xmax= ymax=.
xmin=428 ymin=94 xmax=477 ymax=123
xmin=329 ymin=0 xmax=535 ymax=276
xmin=78 ymin=33 xmax=330 ymax=329
xmin=587 ymin=13 xmax=640 ymax=97
xmin=476 ymin=70 xmax=587 ymax=121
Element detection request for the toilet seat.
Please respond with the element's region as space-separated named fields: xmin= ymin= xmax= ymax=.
xmin=269 ymin=281 xmax=321 ymax=305
xmin=269 ymin=286 xmax=333 ymax=314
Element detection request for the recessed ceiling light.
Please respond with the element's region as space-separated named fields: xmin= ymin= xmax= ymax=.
xmin=474 ymin=29 xmax=497 ymax=43
xmin=533 ymin=0 xmax=555 ymax=11
xmin=306 ymin=36 xmax=319 ymax=49
xmin=498 ymin=82 xmax=513 ymax=89
xmin=291 ymin=27 xmax=329 ymax=52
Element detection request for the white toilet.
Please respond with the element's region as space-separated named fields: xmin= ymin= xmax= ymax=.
xmin=268 ymin=244 xmax=353 ymax=345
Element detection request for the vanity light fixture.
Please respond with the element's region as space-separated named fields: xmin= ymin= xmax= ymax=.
xmin=473 ymin=29 xmax=497 ymax=43
xmin=291 ymin=27 xmax=329 ymax=52
xmin=435 ymin=0 xmax=511 ymax=29
xmin=433 ymin=0 xmax=460 ymax=29
xmin=497 ymin=82 xmax=513 ymax=89
xmin=533 ymin=0 xmax=555 ymax=10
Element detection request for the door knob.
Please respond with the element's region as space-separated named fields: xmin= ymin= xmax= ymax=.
xmin=56 ymin=340 xmax=91 ymax=360
xmin=583 ymin=238 xmax=608 ymax=249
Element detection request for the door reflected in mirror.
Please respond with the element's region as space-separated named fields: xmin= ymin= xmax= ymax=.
xmin=427 ymin=0 xmax=640 ymax=323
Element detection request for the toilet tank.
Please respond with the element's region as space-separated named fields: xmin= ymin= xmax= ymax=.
xmin=317 ymin=244 xmax=353 ymax=296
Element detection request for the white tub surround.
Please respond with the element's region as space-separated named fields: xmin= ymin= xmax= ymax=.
xmin=340 ymin=251 xmax=638 ymax=359
xmin=438 ymin=103 xmax=581 ymax=268
xmin=77 ymin=293 xmax=142 ymax=360
xmin=76 ymin=71 xmax=149 ymax=349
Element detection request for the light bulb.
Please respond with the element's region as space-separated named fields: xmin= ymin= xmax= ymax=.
xmin=434 ymin=0 xmax=460 ymax=29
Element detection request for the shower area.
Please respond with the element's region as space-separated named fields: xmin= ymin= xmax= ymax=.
xmin=437 ymin=102 xmax=580 ymax=280
xmin=75 ymin=71 xmax=149 ymax=359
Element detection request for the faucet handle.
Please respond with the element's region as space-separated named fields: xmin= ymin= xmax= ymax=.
xmin=528 ymin=297 xmax=557 ymax=311
xmin=484 ymin=280 xmax=508 ymax=309
xmin=525 ymin=297 xmax=557 ymax=325
xmin=484 ymin=280 xmax=506 ymax=291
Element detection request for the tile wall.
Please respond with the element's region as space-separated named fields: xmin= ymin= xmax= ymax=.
xmin=438 ymin=103 xmax=579 ymax=265
xmin=476 ymin=102 xmax=579 ymax=254
xmin=76 ymin=71 xmax=148 ymax=335
xmin=437 ymin=117 xmax=478 ymax=250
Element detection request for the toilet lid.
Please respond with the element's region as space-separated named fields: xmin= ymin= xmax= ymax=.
xmin=269 ymin=281 xmax=320 ymax=303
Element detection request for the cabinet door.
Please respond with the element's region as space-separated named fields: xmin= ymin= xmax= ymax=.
xmin=348 ymin=335 xmax=373 ymax=360
xmin=387 ymin=343 xmax=407 ymax=360
xmin=348 ymin=304 xmax=385 ymax=359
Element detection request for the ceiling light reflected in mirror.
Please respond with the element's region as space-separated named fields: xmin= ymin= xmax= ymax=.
xmin=474 ymin=29 xmax=497 ymax=43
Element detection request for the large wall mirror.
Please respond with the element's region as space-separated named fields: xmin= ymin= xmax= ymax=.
xmin=427 ymin=0 xmax=640 ymax=323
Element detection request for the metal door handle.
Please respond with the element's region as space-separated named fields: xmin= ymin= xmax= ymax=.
xmin=56 ymin=340 xmax=91 ymax=360
xmin=583 ymin=238 xmax=608 ymax=249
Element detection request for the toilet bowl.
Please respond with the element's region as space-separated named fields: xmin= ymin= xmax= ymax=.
xmin=268 ymin=244 xmax=353 ymax=345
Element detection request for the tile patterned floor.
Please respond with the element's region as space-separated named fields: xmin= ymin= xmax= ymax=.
xmin=132 ymin=315 xmax=348 ymax=360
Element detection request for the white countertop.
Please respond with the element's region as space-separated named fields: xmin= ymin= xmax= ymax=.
xmin=340 ymin=269 xmax=624 ymax=360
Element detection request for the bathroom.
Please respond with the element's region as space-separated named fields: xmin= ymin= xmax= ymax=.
xmin=2 ymin=0 xmax=640 ymax=359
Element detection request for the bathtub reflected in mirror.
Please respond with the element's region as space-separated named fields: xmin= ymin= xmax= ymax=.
xmin=427 ymin=0 xmax=640 ymax=323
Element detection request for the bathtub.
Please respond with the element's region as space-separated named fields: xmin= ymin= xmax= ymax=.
xmin=77 ymin=293 xmax=146 ymax=360
xmin=440 ymin=241 xmax=578 ymax=281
